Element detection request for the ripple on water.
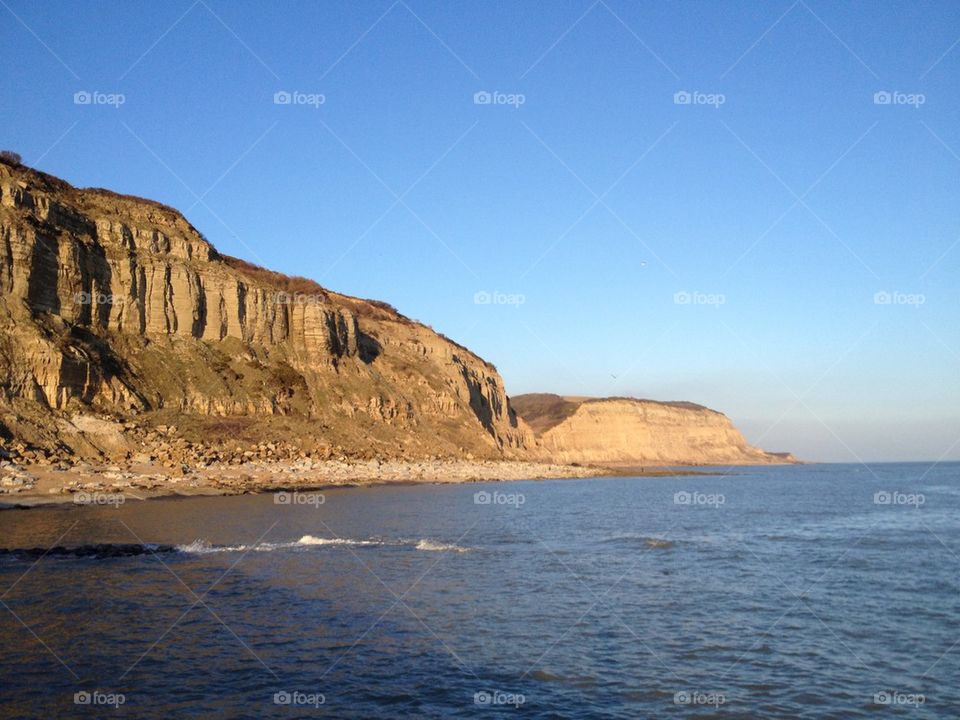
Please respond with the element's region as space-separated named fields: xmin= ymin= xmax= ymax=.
xmin=600 ymin=533 xmax=675 ymax=549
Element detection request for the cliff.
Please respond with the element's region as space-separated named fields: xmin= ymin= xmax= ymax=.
xmin=0 ymin=160 xmax=531 ymax=459
xmin=0 ymin=160 xmax=793 ymax=469
xmin=512 ymin=394 xmax=794 ymax=466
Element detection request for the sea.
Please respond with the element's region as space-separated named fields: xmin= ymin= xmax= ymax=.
xmin=0 ymin=462 xmax=957 ymax=718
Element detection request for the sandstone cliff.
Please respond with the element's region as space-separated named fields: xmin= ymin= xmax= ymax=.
xmin=0 ymin=160 xmax=531 ymax=459
xmin=512 ymin=394 xmax=793 ymax=466
xmin=0 ymin=160 xmax=792 ymax=469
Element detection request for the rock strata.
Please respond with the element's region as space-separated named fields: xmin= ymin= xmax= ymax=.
xmin=0 ymin=161 xmax=529 ymax=459
xmin=512 ymin=394 xmax=794 ymax=466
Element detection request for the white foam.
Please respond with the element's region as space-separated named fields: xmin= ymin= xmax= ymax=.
xmin=414 ymin=539 xmax=469 ymax=553
xmin=296 ymin=535 xmax=382 ymax=547
xmin=177 ymin=539 xmax=250 ymax=554
xmin=176 ymin=535 xmax=470 ymax=554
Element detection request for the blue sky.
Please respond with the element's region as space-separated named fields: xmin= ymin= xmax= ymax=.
xmin=3 ymin=0 xmax=958 ymax=461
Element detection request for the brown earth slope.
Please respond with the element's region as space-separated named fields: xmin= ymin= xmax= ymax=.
xmin=512 ymin=394 xmax=794 ymax=466
xmin=0 ymin=160 xmax=531 ymax=460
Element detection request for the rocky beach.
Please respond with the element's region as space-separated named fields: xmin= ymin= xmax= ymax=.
xmin=0 ymin=456 xmax=605 ymax=508
xmin=0 ymin=418 xmax=603 ymax=507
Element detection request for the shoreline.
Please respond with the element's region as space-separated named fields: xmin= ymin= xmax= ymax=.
xmin=0 ymin=458 xmax=744 ymax=510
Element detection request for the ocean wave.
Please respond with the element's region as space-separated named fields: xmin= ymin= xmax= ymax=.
xmin=175 ymin=535 xmax=471 ymax=554
xmin=413 ymin=539 xmax=470 ymax=553
xmin=0 ymin=535 xmax=471 ymax=561
xmin=601 ymin=533 xmax=675 ymax=549
xmin=295 ymin=535 xmax=383 ymax=547
xmin=174 ymin=536 xmax=385 ymax=554
xmin=176 ymin=539 xmax=251 ymax=554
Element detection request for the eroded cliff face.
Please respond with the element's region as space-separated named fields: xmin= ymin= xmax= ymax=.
xmin=512 ymin=394 xmax=792 ymax=466
xmin=0 ymin=162 xmax=530 ymax=458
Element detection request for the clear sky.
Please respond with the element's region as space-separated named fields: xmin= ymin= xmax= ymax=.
xmin=3 ymin=0 xmax=958 ymax=462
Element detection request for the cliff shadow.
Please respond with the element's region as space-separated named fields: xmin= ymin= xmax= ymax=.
xmin=27 ymin=232 xmax=60 ymax=314
xmin=357 ymin=330 xmax=381 ymax=364
xmin=458 ymin=364 xmax=495 ymax=437
xmin=57 ymin=325 xmax=148 ymax=409
xmin=77 ymin=238 xmax=113 ymax=329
